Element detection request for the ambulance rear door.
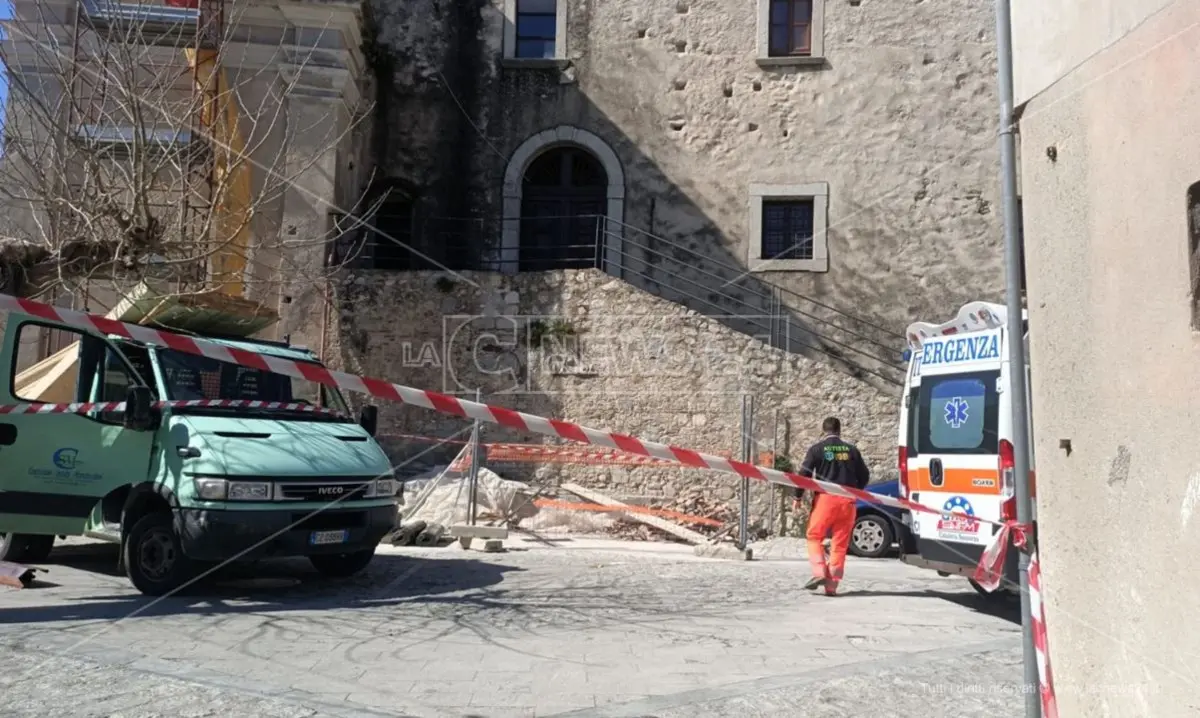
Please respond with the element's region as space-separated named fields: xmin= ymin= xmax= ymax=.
xmin=907 ymin=328 xmax=1005 ymax=568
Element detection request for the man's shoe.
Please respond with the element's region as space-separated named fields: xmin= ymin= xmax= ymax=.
xmin=824 ymin=580 xmax=840 ymax=596
xmin=804 ymin=577 xmax=827 ymax=591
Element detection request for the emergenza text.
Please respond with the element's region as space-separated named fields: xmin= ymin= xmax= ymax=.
xmin=920 ymin=333 xmax=1000 ymax=367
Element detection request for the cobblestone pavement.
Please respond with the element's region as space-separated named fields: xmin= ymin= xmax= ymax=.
xmin=0 ymin=537 xmax=1024 ymax=717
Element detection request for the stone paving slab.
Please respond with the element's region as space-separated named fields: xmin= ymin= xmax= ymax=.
xmin=0 ymin=536 xmax=1023 ymax=717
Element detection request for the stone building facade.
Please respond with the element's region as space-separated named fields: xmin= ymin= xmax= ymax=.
xmin=315 ymin=0 xmax=1009 ymax=511
xmin=359 ymin=0 xmax=1004 ymax=321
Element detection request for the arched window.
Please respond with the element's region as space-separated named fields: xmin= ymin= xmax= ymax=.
xmin=519 ymin=147 xmax=607 ymax=271
xmin=354 ymin=179 xmax=416 ymax=270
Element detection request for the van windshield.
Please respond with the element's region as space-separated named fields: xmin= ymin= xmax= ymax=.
xmin=154 ymin=348 xmax=351 ymax=419
xmin=915 ymin=370 xmax=1000 ymax=455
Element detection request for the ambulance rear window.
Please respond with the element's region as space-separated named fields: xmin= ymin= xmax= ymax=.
xmin=916 ymin=371 xmax=999 ymax=455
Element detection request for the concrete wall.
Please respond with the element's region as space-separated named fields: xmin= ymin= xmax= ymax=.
xmin=370 ymin=0 xmax=1006 ymax=332
xmin=1011 ymin=0 xmax=1175 ymax=105
xmin=1015 ymin=1 xmax=1200 ymax=713
xmin=327 ymin=269 xmax=896 ymax=522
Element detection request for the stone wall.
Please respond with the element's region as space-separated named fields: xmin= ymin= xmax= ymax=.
xmin=328 ymin=269 xmax=899 ymax=522
xmin=367 ymin=0 xmax=1006 ymax=332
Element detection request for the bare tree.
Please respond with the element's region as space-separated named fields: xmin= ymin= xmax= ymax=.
xmin=0 ymin=0 xmax=379 ymax=309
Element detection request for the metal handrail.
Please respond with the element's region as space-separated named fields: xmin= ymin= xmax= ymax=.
xmin=80 ymin=0 xmax=199 ymax=28
xmin=600 ymin=215 xmax=903 ymax=341
xmin=603 ymin=242 xmax=903 ymax=386
xmin=597 ymin=223 xmax=898 ymax=362
xmin=601 ymin=235 xmax=899 ymax=371
xmin=618 ymin=277 xmax=899 ymax=384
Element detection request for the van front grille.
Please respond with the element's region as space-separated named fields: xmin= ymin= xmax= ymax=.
xmin=277 ymin=482 xmax=370 ymax=502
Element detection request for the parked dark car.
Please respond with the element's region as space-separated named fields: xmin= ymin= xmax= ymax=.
xmin=850 ymin=480 xmax=916 ymax=559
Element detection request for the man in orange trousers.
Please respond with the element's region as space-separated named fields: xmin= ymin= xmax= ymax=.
xmin=793 ymin=417 xmax=871 ymax=596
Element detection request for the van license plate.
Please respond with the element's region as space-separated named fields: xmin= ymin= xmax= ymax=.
xmin=310 ymin=530 xmax=348 ymax=546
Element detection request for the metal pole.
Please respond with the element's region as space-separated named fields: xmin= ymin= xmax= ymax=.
xmin=467 ymin=389 xmax=482 ymax=526
xmin=994 ymin=1 xmax=1040 ymax=715
xmin=767 ymin=410 xmax=780 ymax=533
xmin=593 ymin=214 xmax=603 ymax=271
xmin=738 ymin=394 xmax=753 ymax=549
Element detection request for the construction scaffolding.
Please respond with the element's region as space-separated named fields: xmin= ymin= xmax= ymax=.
xmin=64 ymin=0 xmax=249 ymax=300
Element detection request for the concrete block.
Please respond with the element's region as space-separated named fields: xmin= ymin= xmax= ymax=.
xmin=482 ymin=539 xmax=505 ymax=553
xmin=449 ymin=525 xmax=509 ymax=540
xmin=693 ymin=543 xmax=753 ymax=561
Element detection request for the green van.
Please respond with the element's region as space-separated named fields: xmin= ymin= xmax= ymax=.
xmin=0 ymin=307 xmax=397 ymax=595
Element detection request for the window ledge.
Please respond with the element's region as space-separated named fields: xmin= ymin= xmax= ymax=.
xmin=755 ymin=56 xmax=826 ymax=69
xmin=502 ymin=58 xmax=571 ymax=70
xmin=749 ymin=257 xmax=828 ymax=273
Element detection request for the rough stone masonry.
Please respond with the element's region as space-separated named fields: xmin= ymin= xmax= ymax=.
xmin=327 ymin=269 xmax=898 ymax=523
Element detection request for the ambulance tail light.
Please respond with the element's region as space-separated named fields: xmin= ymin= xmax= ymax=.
xmin=898 ymin=446 xmax=909 ymax=498
xmin=999 ymin=438 xmax=1017 ymax=522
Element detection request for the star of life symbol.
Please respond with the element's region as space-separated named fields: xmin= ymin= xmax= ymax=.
xmin=944 ymin=396 xmax=970 ymax=429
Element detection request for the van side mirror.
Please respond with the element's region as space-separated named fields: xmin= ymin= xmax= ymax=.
xmin=359 ymin=404 xmax=378 ymax=437
xmin=124 ymin=386 xmax=155 ymax=431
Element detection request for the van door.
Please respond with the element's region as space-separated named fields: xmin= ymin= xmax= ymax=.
xmin=0 ymin=318 xmax=157 ymax=537
xmin=907 ymin=368 xmax=1003 ymax=563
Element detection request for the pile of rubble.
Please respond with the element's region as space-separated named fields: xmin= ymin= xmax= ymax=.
xmin=597 ymin=487 xmax=740 ymax=543
xmin=604 ymin=521 xmax=673 ymax=542
xmin=391 ymin=454 xmax=756 ymax=546
xmin=657 ymin=487 xmax=737 ymax=533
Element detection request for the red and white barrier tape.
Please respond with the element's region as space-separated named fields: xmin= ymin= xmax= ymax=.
xmin=1029 ymin=551 xmax=1058 ymax=717
xmin=2 ymin=290 xmax=1054 ymax=708
xmin=0 ymin=399 xmax=342 ymax=416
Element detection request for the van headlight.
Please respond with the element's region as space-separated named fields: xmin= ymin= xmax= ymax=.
xmin=193 ymin=478 xmax=272 ymax=501
xmin=369 ymin=479 xmax=395 ymax=498
xmin=193 ymin=478 xmax=228 ymax=500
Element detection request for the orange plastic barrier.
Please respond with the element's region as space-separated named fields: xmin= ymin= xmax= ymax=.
xmin=532 ymin=498 xmax=723 ymax=527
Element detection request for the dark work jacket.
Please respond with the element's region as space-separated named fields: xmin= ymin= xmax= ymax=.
xmin=792 ymin=434 xmax=871 ymax=499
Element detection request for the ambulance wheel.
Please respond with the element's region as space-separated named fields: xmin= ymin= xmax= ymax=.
xmin=969 ymin=579 xmax=1019 ymax=604
xmin=850 ymin=514 xmax=893 ymax=558
xmin=0 ymin=533 xmax=54 ymax=563
xmin=124 ymin=512 xmax=194 ymax=596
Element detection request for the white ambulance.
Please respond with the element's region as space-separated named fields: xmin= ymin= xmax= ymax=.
xmin=896 ymin=301 xmax=1033 ymax=598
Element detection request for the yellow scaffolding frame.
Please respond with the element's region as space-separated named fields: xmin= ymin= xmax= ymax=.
xmin=187 ymin=43 xmax=251 ymax=298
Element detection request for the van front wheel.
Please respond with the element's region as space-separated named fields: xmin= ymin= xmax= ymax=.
xmin=310 ymin=548 xmax=375 ymax=578
xmin=124 ymin=512 xmax=194 ymax=596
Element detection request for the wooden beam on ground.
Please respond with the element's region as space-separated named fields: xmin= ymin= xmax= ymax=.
xmin=559 ymin=483 xmax=710 ymax=545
